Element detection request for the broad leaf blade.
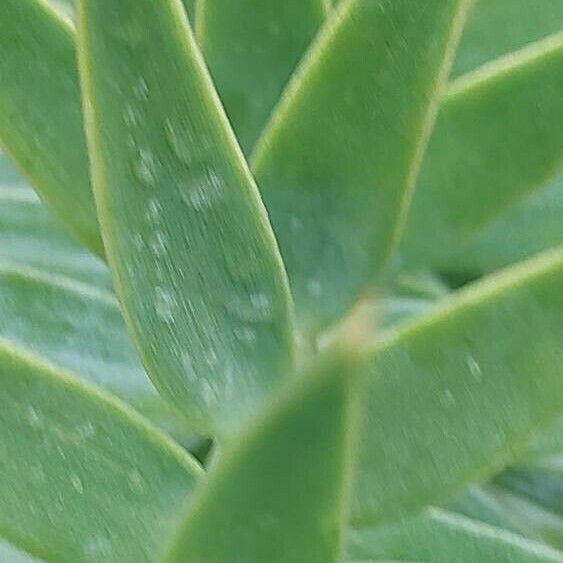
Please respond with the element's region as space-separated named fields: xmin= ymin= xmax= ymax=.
xmin=347 ymin=509 xmax=563 ymax=562
xmin=251 ymin=0 xmax=470 ymax=333
xmin=0 ymin=0 xmax=102 ymax=254
xmin=0 ymin=151 xmax=109 ymax=288
xmin=448 ymin=173 xmax=563 ymax=275
xmin=452 ymin=0 xmax=563 ymax=78
xmin=0 ymin=343 xmax=202 ymax=562
xmin=354 ymin=248 xmax=563 ymax=525
xmin=163 ymin=349 xmax=361 ymax=563
xmin=198 ymin=0 xmax=327 ymax=153
xmin=0 ymin=263 xmax=188 ymax=437
xmin=400 ymin=33 xmax=563 ymax=270
xmin=77 ymin=0 xmax=295 ymax=437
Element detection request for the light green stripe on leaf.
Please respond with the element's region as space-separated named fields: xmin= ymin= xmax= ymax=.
xmin=0 ymin=0 xmax=102 ymax=255
xmin=400 ymin=33 xmax=563 ymax=271
xmin=77 ymin=0 xmax=295 ymax=438
xmin=0 ymin=342 xmax=202 ymax=562
xmin=452 ymin=0 xmax=563 ymax=78
xmin=347 ymin=509 xmax=563 ymax=562
xmin=353 ymin=248 xmax=563 ymax=525
xmin=162 ymin=348 xmax=361 ymax=563
xmin=251 ymin=0 xmax=470 ymax=334
xmin=197 ymin=0 xmax=327 ymax=154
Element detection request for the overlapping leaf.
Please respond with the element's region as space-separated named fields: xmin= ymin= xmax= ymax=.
xmin=0 ymin=342 xmax=202 ymax=562
xmin=452 ymin=0 xmax=563 ymax=78
xmin=400 ymin=33 xmax=563 ymax=272
xmin=251 ymin=0 xmax=470 ymax=333
xmin=198 ymin=0 xmax=327 ymax=153
xmin=0 ymin=263 xmax=189 ymax=438
xmin=353 ymin=248 xmax=563 ymax=525
xmin=347 ymin=509 xmax=563 ymax=562
xmin=163 ymin=348 xmax=361 ymax=563
xmin=0 ymin=0 xmax=101 ymax=254
xmin=0 ymin=151 xmax=109 ymax=287
xmin=77 ymin=0 xmax=295 ymax=438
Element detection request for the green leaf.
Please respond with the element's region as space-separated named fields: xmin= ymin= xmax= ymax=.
xmin=450 ymin=445 xmax=563 ymax=549
xmin=162 ymin=348 xmax=361 ymax=563
xmin=0 ymin=539 xmax=41 ymax=563
xmin=0 ymin=342 xmax=202 ymax=562
xmin=0 ymin=0 xmax=102 ymax=255
xmin=400 ymin=33 xmax=563 ymax=271
xmin=450 ymin=485 xmax=524 ymax=535
xmin=77 ymin=0 xmax=295 ymax=437
xmin=447 ymin=173 xmax=563 ymax=275
xmin=0 ymin=151 xmax=110 ymax=288
xmin=486 ymin=477 xmax=563 ymax=550
xmin=0 ymin=262 xmax=189 ymax=438
xmin=251 ymin=0 xmax=470 ymax=333
xmin=452 ymin=0 xmax=563 ymax=78
xmin=198 ymin=0 xmax=327 ymax=153
xmin=353 ymin=248 xmax=563 ymax=525
xmin=182 ymin=0 xmax=195 ymax=21
xmin=346 ymin=509 xmax=563 ymax=562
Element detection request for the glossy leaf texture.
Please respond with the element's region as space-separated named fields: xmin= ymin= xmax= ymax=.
xmin=353 ymin=248 xmax=563 ymax=525
xmin=346 ymin=509 xmax=563 ymax=562
xmin=0 ymin=342 xmax=202 ymax=562
xmin=0 ymin=0 xmax=102 ymax=254
xmin=399 ymin=32 xmax=563 ymax=272
xmin=251 ymin=0 xmax=470 ymax=334
xmin=77 ymin=0 xmax=295 ymax=437
xmin=162 ymin=348 xmax=361 ymax=563
xmin=198 ymin=0 xmax=327 ymax=153
xmin=452 ymin=0 xmax=563 ymax=78
xmin=0 ymin=263 xmax=188 ymax=438
xmin=0 ymin=151 xmax=109 ymax=288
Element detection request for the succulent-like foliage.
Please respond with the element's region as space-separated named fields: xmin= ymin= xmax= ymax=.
xmin=0 ymin=0 xmax=562 ymax=561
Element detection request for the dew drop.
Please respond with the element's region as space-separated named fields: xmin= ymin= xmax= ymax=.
xmin=165 ymin=120 xmax=194 ymax=164
xmin=134 ymin=148 xmax=156 ymax=185
xmin=204 ymin=347 xmax=218 ymax=368
xmin=128 ymin=469 xmax=145 ymax=493
xmin=75 ymin=422 xmax=96 ymax=442
xmin=146 ymin=198 xmax=161 ymax=222
xmin=70 ymin=473 xmax=84 ymax=494
xmin=123 ymin=105 xmax=139 ymax=127
xmin=234 ymin=326 xmax=257 ymax=344
xmin=226 ymin=291 xmax=273 ymax=324
xmin=466 ymin=355 xmax=482 ymax=378
xmin=133 ymin=77 xmax=149 ymax=101
xmin=307 ymin=279 xmax=322 ymax=297
xmin=440 ymin=389 xmax=456 ymax=408
xmin=149 ymin=231 xmax=167 ymax=257
xmin=181 ymin=169 xmax=225 ymax=211
xmin=27 ymin=405 xmax=42 ymax=429
xmin=155 ymin=287 xmax=176 ymax=323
